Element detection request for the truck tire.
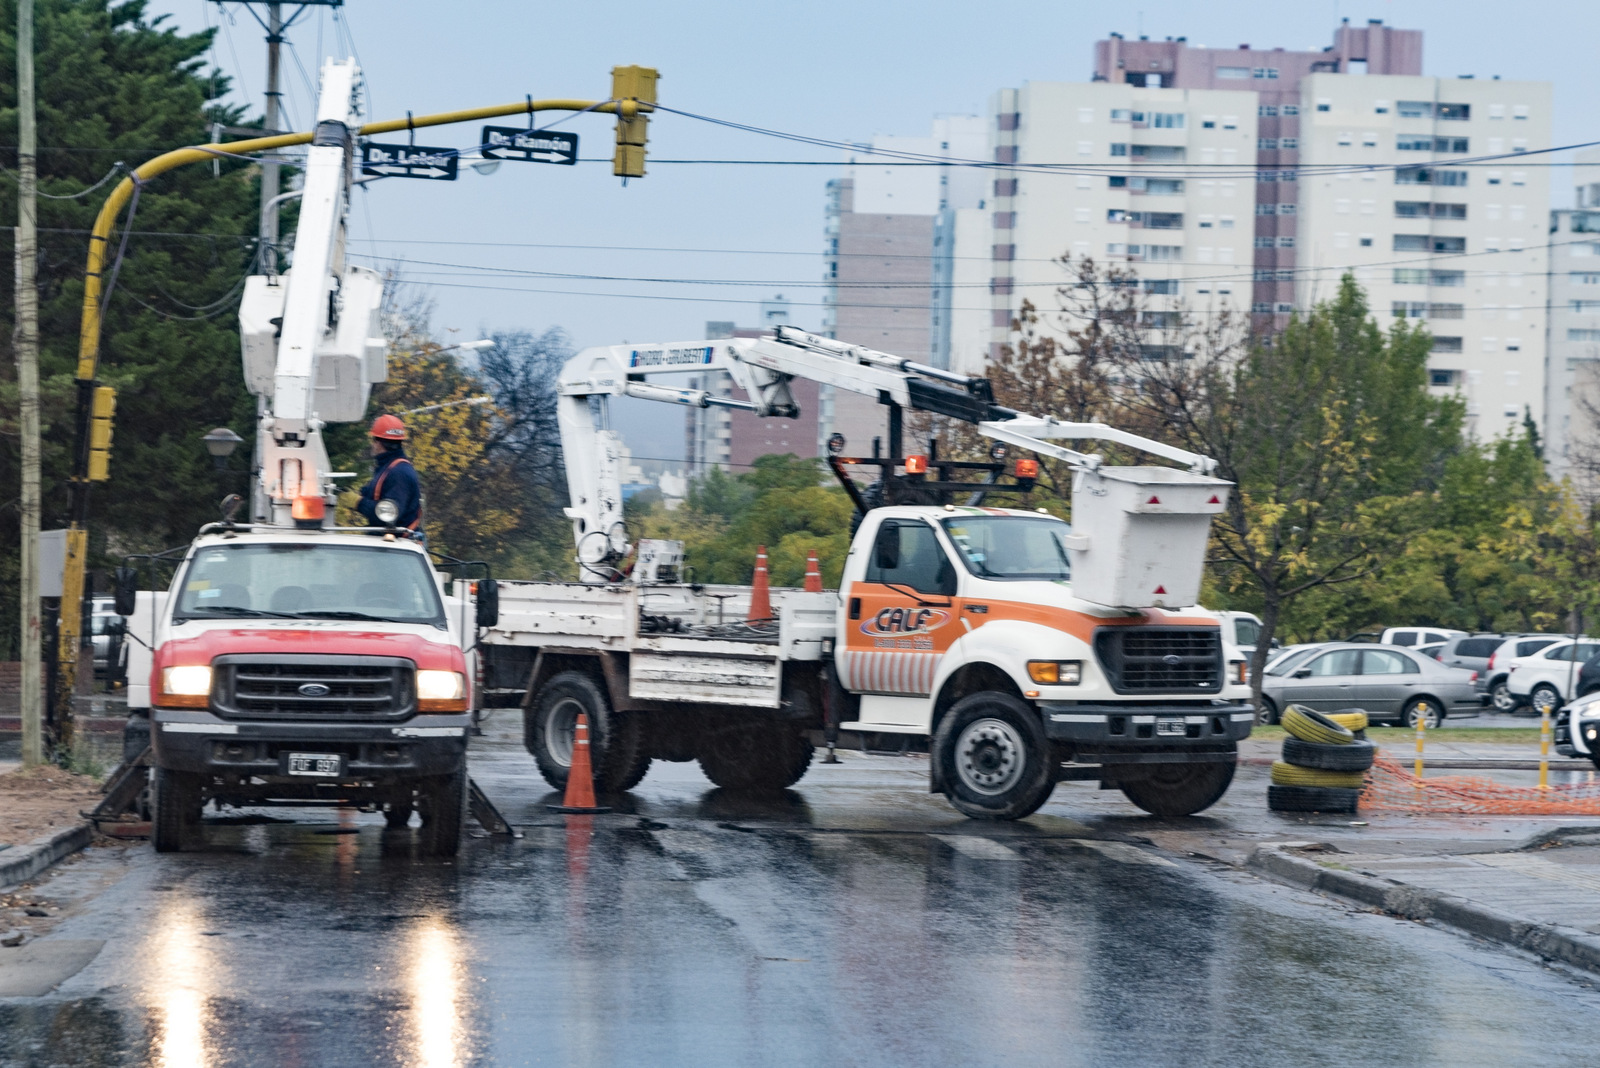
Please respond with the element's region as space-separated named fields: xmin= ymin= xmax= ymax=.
xmin=151 ymin=766 xmax=203 ymax=853
xmin=698 ymin=721 xmax=814 ymax=791
xmin=1281 ymin=704 xmax=1355 ymax=746
xmin=1269 ymin=760 xmax=1367 ymax=790
xmin=932 ymin=691 xmax=1054 ymax=821
xmin=1117 ymin=761 xmax=1236 ymax=817
xmin=1267 ymin=784 xmax=1361 ymax=814
xmin=417 ymin=768 xmax=466 ymax=857
xmin=1281 ymin=737 xmax=1377 ymax=772
xmin=530 ymin=671 xmax=648 ymax=793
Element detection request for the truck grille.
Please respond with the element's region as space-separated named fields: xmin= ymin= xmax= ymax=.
xmin=212 ymin=654 xmax=415 ymax=722
xmin=1094 ymin=627 xmax=1222 ymax=695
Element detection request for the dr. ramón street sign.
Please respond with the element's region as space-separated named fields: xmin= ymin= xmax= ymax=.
xmin=481 ymin=126 xmax=579 ymax=165
xmin=360 ymin=142 xmax=459 ymax=180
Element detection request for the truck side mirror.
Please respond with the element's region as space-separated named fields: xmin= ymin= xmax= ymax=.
xmin=475 ymin=578 xmax=499 ymax=629
xmin=873 ymin=525 xmax=899 ymax=571
xmin=113 ymin=566 xmax=138 ymax=617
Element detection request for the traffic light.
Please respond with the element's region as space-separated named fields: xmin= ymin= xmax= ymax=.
xmin=87 ymin=385 xmax=115 ymax=481
xmin=611 ymin=65 xmax=658 ymax=178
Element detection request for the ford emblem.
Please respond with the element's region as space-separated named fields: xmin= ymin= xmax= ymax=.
xmin=1162 ymin=654 xmax=1183 ymax=666
xmin=298 ymin=683 xmax=331 ymax=697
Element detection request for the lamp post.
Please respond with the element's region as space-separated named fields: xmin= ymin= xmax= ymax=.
xmin=202 ymin=427 xmax=244 ymax=471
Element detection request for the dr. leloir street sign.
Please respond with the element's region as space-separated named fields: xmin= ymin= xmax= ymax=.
xmin=481 ymin=126 xmax=579 ymax=165
xmin=360 ymin=142 xmax=459 ymax=180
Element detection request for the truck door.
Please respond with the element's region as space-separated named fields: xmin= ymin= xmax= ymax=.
xmin=840 ymin=519 xmax=958 ymax=697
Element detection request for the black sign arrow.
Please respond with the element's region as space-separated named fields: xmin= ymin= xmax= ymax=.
xmin=481 ymin=126 xmax=579 ymax=166
xmin=360 ymin=142 xmax=459 ymax=181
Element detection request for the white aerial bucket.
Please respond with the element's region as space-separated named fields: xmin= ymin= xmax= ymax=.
xmin=1065 ymin=466 xmax=1232 ymax=609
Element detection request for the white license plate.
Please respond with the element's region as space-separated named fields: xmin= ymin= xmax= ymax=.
xmin=285 ymin=753 xmax=344 ymax=777
xmin=1155 ymin=718 xmax=1188 ymax=737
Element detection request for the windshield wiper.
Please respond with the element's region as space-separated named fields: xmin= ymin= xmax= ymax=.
xmin=174 ymin=607 xmax=301 ymax=621
xmin=288 ymin=610 xmax=408 ymax=622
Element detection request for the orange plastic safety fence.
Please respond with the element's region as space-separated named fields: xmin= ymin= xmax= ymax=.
xmin=1360 ymin=755 xmax=1600 ymax=815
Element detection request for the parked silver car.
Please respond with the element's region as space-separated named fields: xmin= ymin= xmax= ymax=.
xmin=1258 ymin=642 xmax=1486 ymax=728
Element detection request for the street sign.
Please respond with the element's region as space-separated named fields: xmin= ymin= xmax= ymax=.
xmin=481 ymin=126 xmax=579 ymax=165
xmin=360 ymin=142 xmax=458 ymax=180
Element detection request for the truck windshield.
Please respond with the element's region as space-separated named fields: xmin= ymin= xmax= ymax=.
xmin=940 ymin=516 xmax=1072 ymax=581
xmin=173 ymin=543 xmax=445 ymax=625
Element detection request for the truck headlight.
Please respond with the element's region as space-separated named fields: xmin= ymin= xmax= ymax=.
xmin=1027 ymin=660 xmax=1082 ymax=685
xmin=161 ymin=665 xmax=212 ymax=696
xmin=416 ymin=670 xmax=465 ymax=701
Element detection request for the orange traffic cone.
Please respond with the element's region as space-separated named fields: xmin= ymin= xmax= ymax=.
xmin=548 ymin=711 xmax=611 ymax=813
xmin=748 ymin=544 xmax=772 ymax=620
xmin=804 ymin=549 xmax=823 ymax=593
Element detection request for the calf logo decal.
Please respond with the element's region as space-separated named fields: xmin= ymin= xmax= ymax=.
xmin=860 ymin=607 xmax=950 ymax=650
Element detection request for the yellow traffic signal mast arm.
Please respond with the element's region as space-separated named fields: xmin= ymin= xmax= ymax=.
xmin=54 ymin=67 xmax=657 ymax=747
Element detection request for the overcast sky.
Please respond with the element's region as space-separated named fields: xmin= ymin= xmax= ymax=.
xmin=145 ymin=0 xmax=1600 ymax=460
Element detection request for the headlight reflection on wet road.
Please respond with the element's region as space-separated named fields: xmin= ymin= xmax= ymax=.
xmin=408 ymin=917 xmax=466 ymax=1068
xmin=149 ymin=901 xmax=213 ymax=1068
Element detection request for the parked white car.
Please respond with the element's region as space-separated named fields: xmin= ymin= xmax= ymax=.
xmin=1380 ymin=626 xmax=1467 ymax=648
xmin=1505 ymin=638 xmax=1600 ymax=715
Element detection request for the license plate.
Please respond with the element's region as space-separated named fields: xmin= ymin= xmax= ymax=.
xmin=1155 ymin=718 xmax=1187 ymax=737
xmin=285 ymin=753 xmax=344 ymax=777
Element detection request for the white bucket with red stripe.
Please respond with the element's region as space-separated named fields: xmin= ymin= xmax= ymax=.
xmin=1066 ymin=466 xmax=1231 ymax=609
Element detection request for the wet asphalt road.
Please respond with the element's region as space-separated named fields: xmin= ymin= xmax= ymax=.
xmin=4 ymin=716 xmax=1600 ymax=1067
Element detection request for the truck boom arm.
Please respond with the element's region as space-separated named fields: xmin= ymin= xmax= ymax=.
xmin=556 ymin=326 xmax=1218 ymax=576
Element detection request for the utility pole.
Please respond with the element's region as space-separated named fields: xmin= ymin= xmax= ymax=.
xmin=15 ymin=0 xmax=42 ymax=766
xmin=212 ymin=1 xmax=345 ymax=273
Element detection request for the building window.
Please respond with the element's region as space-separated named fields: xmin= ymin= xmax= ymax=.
xmin=1338 ymin=132 xmax=1353 ymax=146
xmin=1222 ymin=116 xmax=1238 ymax=130
xmin=1359 ymin=236 xmax=1373 ymax=247
xmin=1078 ymin=140 xmax=1094 ymax=156
xmin=991 ymin=309 xmax=1013 ymax=328
xmin=1254 ymin=236 xmax=1275 ymax=249
xmin=1359 ymin=200 xmax=1375 ymax=214
xmin=1216 ymin=66 xmax=1250 ymax=79
xmin=1130 ymin=145 xmax=1186 ymax=161
xmin=1394 ymin=269 xmax=1429 ymax=284
xmin=1431 ymin=337 xmax=1464 ymax=354
xmin=997 ymin=112 xmax=1020 ymax=131
xmin=1316 ymin=99 xmax=1331 ymax=112
xmin=995 ymin=146 xmax=1017 ymax=164
xmin=1431 ymin=271 xmax=1465 ymax=286
xmin=1152 ymin=112 xmax=1185 ymax=129
xmin=1437 ymin=103 xmax=1471 ymax=120
xmin=1078 ymin=107 xmax=1095 ymax=124
xmin=1201 ymin=115 xmax=1216 ymax=128
xmin=994 ymin=211 xmax=1016 ymax=229
xmin=1335 ymin=232 xmax=1352 ymax=249
xmin=1513 ymin=104 xmax=1529 ymax=120
xmin=1275 ymin=302 xmax=1295 ymax=313
xmin=1219 ymin=215 xmax=1235 ymax=229
xmin=1143 ymin=279 xmax=1180 ymax=295
xmin=1258 ymin=105 xmax=1279 ymax=117
xmin=1572 ymin=301 xmax=1600 ymax=314
xmin=1145 ymin=245 xmax=1183 ymax=261
xmin=1198 ymin=214 xmax=1215 ymax=228
xmin=1362 ymin=132 xmax=1377 ymax=147
xmin=1398 ymin=100 xmax=1431 ymax=118
xmin=1259 ymin=137 xmax=1278 ymax=150
xmin=1392 ymin=302 xmax=1427 ymax=318
xmin=1257 ymin=169 xmax=1277 ymax=182
xmin=1259 ymin=203 xmax=1279 ymax=216
xmin=1253 ymin=270 xmax=1274 ymax=282
xmin=1573 ymin=273 xmax=1600 ymax=285
xmin=1334 ymin=198 xmax=1352 ymax=214
xmin=1374 ymin=100 xmax=1391 ymax=114
xmin=1252 ymin=302 xmax=1273 ymax=313
xmin=1398 ymin=135 xmax=1470 ymax=152
xmin=1277 ymin=137 xmax=1296 ymax=150
xmin=994 ymin=178 xmax=1018 ymax=197
xmin=1253 ymin=67 xmax=1280 ymax=80
xmin=1109 ymin=143 xmax=1128 ymax=157
xmin=1433 ymin=236 xmax=1466 ymax=253
xmin=990 ymin=277 xmax=1014 ymax=295
xmin=992 ymin=244 xmax=1015 ymax=261
xmin=1481 ymin=337 xmax=1499 ymax=352
xmin=1395 ymin=168 xmax=1468 ymax=187
xmin=1569 ymin=329 xmax=1600 ymax=342
xmin=1279 ymin=169 xmax=1297 ymax=182
xmin=1506 ymin=339 xmax=1522 ymax=352
xmin=1276 ymin=270 xmax=1294 ymax=281
xmin=1487 ymin=137 xmax=1505 ymax=154
xmin=1430 ymin=369 xmax=1461 ymax=387
xmin=1512 ymin=172 xmax=1527 ymax=186
xmin=1486 ymin=204 xmax=1503 ymax=221
xmin=1394 ymin=234 xmax=1430 ymax=252
xmin=1512 ymin=139 xmax=1528 ymax=153
xmin=1430 ymin=304 xmax=1465 ymax=319
xmin=1489 ymin=104 xmax=1506 ymax=119
xmin=1278 ymin=236 xmax=1295 ymax=248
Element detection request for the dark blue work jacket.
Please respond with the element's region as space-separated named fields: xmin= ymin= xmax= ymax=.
xmin=357 ymin=449 xmax=422 ymax=530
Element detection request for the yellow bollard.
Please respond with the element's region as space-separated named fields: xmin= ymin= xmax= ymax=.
xmin=1540 ymin=705 xmax=1552 ymax=790
xmin=1415 ymin=710 xmax=1426 ymax=782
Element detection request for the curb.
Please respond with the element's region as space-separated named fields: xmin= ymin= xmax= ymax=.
xmin=0 ymin=823 xmax=96 ymax=890
xmin=1249 ymin=843 xmax=1600 ymax=976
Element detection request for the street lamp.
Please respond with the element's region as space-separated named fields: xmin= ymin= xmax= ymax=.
xmin=202 ymin=427 xmax=244 ymax=472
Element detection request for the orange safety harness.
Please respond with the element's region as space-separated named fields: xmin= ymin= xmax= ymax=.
xmin=372 ymin=455 xmax=422 ymax=530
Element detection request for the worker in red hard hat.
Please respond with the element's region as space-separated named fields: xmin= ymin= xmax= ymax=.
xmin=357 ymin=414 xmax=423 ymax=531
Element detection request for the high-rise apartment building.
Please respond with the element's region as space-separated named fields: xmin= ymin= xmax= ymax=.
xmin=1543 ymin=149 xmax=1600 ymax=481
xmin=822 ymin=118 xmax=986 ymax=454
xmin=983 ymin=82 xmax=1258 ymax=359
xmin=1294 ymin=74 xmax=1552 ymax=439
xmin=1091 ymin=20 xmax=1422 ymax=323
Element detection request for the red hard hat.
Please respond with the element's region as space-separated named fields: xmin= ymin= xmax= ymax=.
xmin=370 ymin=414 xmax=406 ymax=440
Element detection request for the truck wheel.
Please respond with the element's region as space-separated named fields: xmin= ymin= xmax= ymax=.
xmin=530 ymin=671 xmax=648 ymax=793
xmin=932 ymin=691 xmax=1053 ymax=821
xmin=151 ymin=766 xmax=203 ymax=853
xmin=383 ymin=801 xmax=414 ymax=830
xmin=417 ymin=768 xmax=466 ymax=857
xmin=698 ymin=721 xmax=814 ymax=791
xmin=1118 ymin=761 xmax=1236 ymax=817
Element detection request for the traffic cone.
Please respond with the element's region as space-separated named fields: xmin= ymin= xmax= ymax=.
xmin=748 ymin=544 xmax=772 ymax=620
xmin=804 ymin=550 xmax=823 ymax=593
xmin=547 ymin=712 xmax=611 ymax=813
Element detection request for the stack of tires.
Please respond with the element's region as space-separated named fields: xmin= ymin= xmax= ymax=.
xmin=1268 ymin=705 xmax=1376 ymax=815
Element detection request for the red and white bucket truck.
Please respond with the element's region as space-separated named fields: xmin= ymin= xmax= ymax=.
xmin=478 ymin=328 xmax=1253 ymax=820
xmin=119 ymin=60 xmax=491 ymax=855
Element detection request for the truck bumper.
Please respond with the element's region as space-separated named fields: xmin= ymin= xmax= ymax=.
xmin=1039 ymin=701 xmax=1255 ymax=756
xmin=150 ymin=708 xmax=469 ymax=783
